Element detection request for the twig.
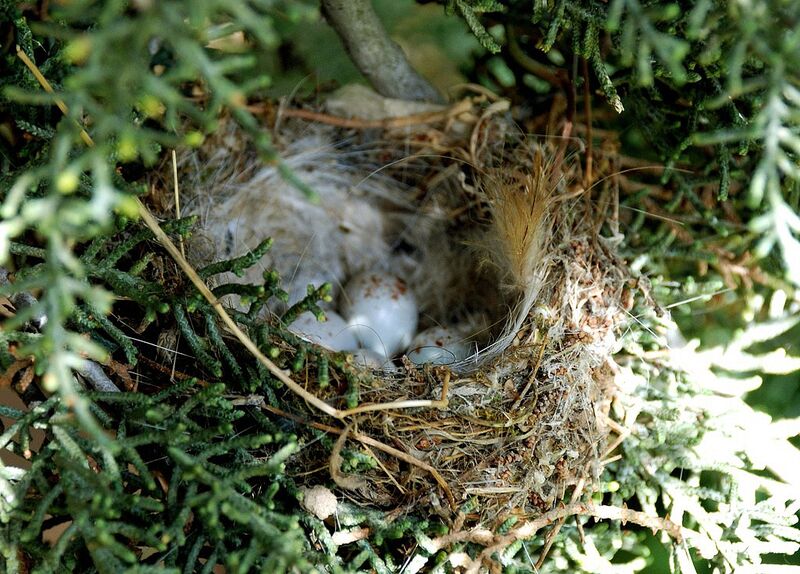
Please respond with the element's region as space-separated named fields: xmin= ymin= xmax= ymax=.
xmin=506 ymin=26 xmax=563 ymax=87
xmin=171 ymin=150 xmax=185 ymax=258
xmin=137 ymin=355 xmax=214 ymax=388
xmin=469 ymin=503 xmax=682 ymax=573
xmin=511 ymin=334 xmax=548 ymax=411
xmin=262 ymin=403 xmax=456 ymax=509
xmin=536 ymin=476 xmax=587 ymax=568
xmin=338 ymin=370 xmax=450 ymax=417
xmin=601 ymin=414 xmax=631 ymax=461
xmin=330 ymin=423 xmax=368 ymax=491
xmin=16 ymin=47 xmax=93 ymax=148
xmin=140 ymin=202 xmax=347 ymax=417
xmin=468 ymin=99 xmax=512 ymax=168
xmin=331 ymin=527 xmax=370 ymax=546
xmin=275 ymin=99 xmax=472 ymax=129
xmin=360 ymin=441 xmax=406 ymax=494
xmin=428 ymin=502 xmax=682 ymax=573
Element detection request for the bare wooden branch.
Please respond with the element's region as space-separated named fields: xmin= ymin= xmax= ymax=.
xmin=320 ymin=0 xmax=443 ymax=103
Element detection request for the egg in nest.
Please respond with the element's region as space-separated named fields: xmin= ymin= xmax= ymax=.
xmin=179 ymin=89 xmax=552 ymax=370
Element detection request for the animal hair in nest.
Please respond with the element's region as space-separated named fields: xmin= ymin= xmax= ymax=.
xmin=173 ymin=93 xmax=629 ymax=518
xmin=180 ymin=117 xmax=490 ymax=328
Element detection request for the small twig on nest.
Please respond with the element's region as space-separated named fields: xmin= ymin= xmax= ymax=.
xmin=449 ymin=82 xmax=504 ymax=102
xmin=337 ymin=370 xmax=450 ymax=417
xmin=330 ymin=423 xmax=368 ymax=491
xmin=601 ymin=414 xmax=631 ymax=461
xmin=137 ymin=355 xmax=214 ymax=388
xmin=262 ymin=403 xmax=456 ymax=509
xmin=506 ymin=26 xmax=575 ymax=124
xmin=510 ymin=334 xmax=548 ymax=411
xmin=139 ymin=205 xmax=356 ymax=417
xmin=171 ymin=150 xmax=185 ymax=259
xmin=506 ymin=26 xmax=563 ymax=88
xmin=331 ymin=527 xmax=370 ymax=546
xmin=468 ymin=99 xmax=511 ymax=167
xmin=535 ymin=475 xmax=588 ymax=568
xmin=360 ymin=441 xmax=406 ymax=495
xmin=274 ymin=98 xmax=472 ymax=129
xmin=429 ymin=502 xmax=682 ymax=573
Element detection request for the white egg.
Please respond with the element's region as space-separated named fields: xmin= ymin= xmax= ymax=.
xmin=350 ymin=348 xmax=386 ymax=370
xmin=341 ymin=272 xmax=418 ymax=358
xmin=288 ymin=310 xmax=359 ymax=352
xmin=407 ymin=326 xmax=473 ymax=365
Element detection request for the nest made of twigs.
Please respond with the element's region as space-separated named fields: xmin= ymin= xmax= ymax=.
xmin=160 ymin=86 xmax=631 ymax=523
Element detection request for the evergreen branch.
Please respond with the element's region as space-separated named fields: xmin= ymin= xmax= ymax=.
xmin=198 ymin=237 xmax=273 ymax=279
xmin=448 ymin=0 xmax=505 ymax=54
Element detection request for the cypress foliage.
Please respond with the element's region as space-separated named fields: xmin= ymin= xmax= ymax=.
xmin=1 ymin=1 xmax=798 ymax=573
xmin=444 ymin=0 xmax=800 ymax=286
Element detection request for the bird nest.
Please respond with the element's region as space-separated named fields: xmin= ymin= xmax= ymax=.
xmin=167 ymin=85 xmax=631 ymax=523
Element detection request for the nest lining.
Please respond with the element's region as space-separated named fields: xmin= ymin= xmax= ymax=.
xmin=173 ymin=89 xmax=630 ymax=519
